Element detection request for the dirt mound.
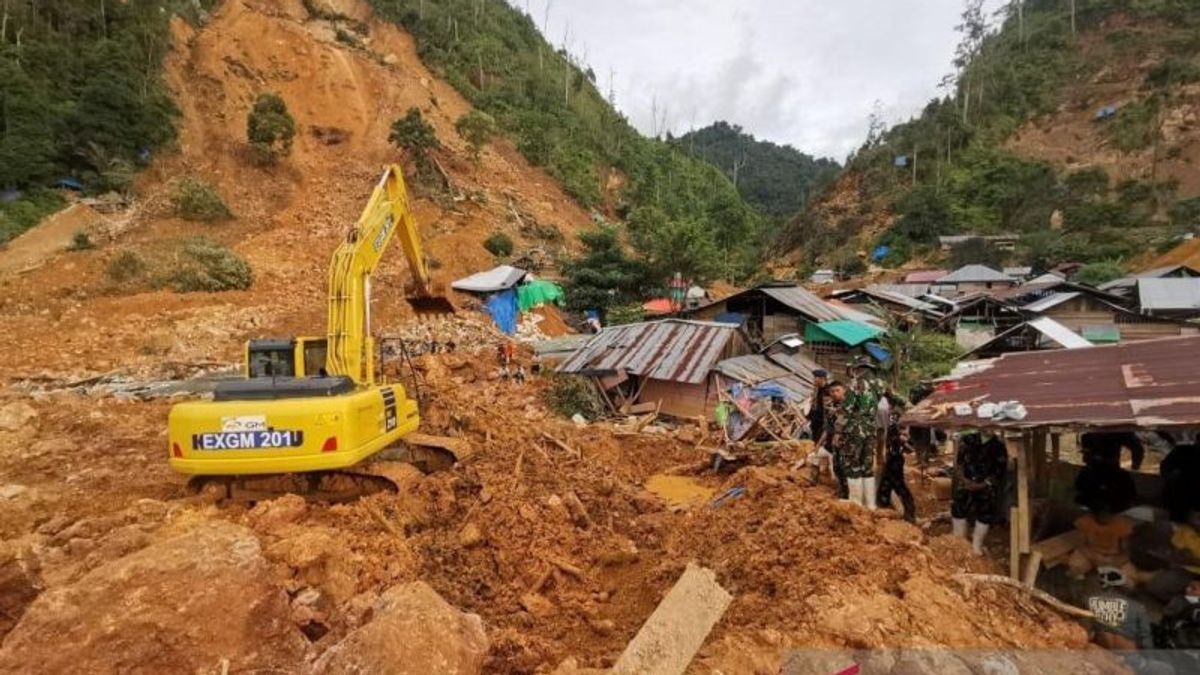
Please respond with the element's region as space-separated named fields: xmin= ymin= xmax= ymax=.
xmin=1149 ymin=237 xmax=1200 ymax=270
xmin=0 ymin=202 xmax=104 ymax=275
xmin=313 ymin=581 xmax=489 ymax=674
xmin=0 ymin=520 xmax=306 ymax=674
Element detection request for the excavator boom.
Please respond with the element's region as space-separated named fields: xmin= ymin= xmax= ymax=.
xmin=326 ymin=165 xmax=452 ymax=385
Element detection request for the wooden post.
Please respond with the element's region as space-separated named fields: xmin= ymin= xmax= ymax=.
xmin=1051 ymin=433 xmax=1061 ymax=463
xmin=1031 ymin=430 xmax=1048 ymax=498
xmin=1006 ymin=434 xmax=1032 ymax=580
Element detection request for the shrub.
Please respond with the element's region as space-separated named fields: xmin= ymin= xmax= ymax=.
xmin=165 ymin=237 xmax=253 ymax=292
xmin=542 ymin=374 xmax=604 ymax=421
xmin=106 ymin=250 xmax=148 ymax=284
xmin=1107 ymin=99 xmax=1159 ymax=153
xmin=389 ymin=107 xmax=440 ymax=175
xmin=247 ymin=93 xmax=296 ymax=164
xmin=948 ymin=238 xmax=1003 ymax=268
xmin=66 ymin=230 xmax=95 ymax=251
xmin=455 ymin=110 xmax=497 ymax=163
xmin=1075 ymin=261 xmax=1126 ymax=286
xmin=483 ymin=231 xmax=514 ymax=257
xmin=1169 ymin=196 xmax=1200 ymax=225
xmin=171 ymin=178 xmax=233 ymax=221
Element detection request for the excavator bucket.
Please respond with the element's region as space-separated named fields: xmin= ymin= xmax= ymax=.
xmin=405 ymin=293 xmax=456 ymax=316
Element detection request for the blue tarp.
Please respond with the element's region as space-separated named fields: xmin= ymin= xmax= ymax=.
xmin=55 ymin=177 xmax=83 ymax=191
xmin=714 ymin=312 xmax=745 ymax=325
xmin=872 ymin=245 xmax=890 ymax=262
xmin=865 ymin=342 xmax=892 ymax=363
xmin=484 ymin=289 xmax=519 ymax=334
xmin=894 ymin=155 xmax=909 ymax=167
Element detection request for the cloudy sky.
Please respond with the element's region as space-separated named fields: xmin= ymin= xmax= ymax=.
xmin=510 ymin=0 xmax=1004 ymax=161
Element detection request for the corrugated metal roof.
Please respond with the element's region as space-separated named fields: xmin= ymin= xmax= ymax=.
xmin=1004 ymin=266 xmax=1033 ymax=277
xmin=758 ymin=286 xmax=844 ymax=322
xmin=1022 ymin=291 xmax=1081 ymax=313
xmin=1028 ymin=317 xmax=1093 ymax=349
xmin=858 ymin=285 xmax=942 ymax=313
xmin=804 ymin=320 xmax=885 ymax=347
xmin=557 ymin=319 xmax=738 ymax=384
xmin=903 ymin=335 xmax=1200 ymax=430
xmin=937 ymin=265 xmax=1014 ymax=284
xmin=905 ymin=270 xmax=948 ymax=284
xmin=1138 ymin=278 xmax=1200 ymax=311
xmin=714 ymin=350 xmax=819 ymax=402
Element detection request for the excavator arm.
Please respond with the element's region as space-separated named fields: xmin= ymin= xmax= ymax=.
xmin=326 ymin=165 xmax=450 ymax=385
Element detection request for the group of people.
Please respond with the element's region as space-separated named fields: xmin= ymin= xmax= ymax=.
xmin=804 ymin=362 xmax=916 ymax=522
xmin=496 ymin=340 xmax=527 ymax=384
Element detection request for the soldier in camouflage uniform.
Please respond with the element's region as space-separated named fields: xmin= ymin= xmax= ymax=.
xmin=835 ymin=362 xmax=884 ymax=509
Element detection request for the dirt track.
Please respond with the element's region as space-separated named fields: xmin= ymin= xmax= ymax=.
xmin=0 ymin=1 xmax=1120 ymax=673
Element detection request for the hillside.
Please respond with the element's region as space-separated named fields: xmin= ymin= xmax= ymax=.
xmin=0 ymin=0 xmax=597 ymax=377
xmin=782 ymin=0 xmax=1200 ymax=276
xmin=677 ymin=121 xmax=841 ymax=220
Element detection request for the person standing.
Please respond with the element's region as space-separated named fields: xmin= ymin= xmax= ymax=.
xmin=805 ymin=369 xmax=833 ymax=484
xmin=951 ymin=431 xmax=1008 ymax=555
xmin=823 ymin=382 xmax=850 ymax=499
xmin=838 ymin=368 xmax=881 ymax=510
xmin=877 ymin=423 xmax=917 ymax=522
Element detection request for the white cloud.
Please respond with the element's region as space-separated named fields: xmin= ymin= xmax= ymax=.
xmin=512 ymin=0 xmax=1005 ymax=160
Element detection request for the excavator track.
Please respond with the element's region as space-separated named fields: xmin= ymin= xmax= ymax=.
xmin=188 ymin=434 xmax=470 ymax=504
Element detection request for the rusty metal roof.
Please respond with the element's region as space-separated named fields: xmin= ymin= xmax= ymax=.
xmin=714 ymin=349 xmax=820 ymax=401
xmin=557 ymin=319 xmax=739 ymax=384
xmin=902 ymin=335 xmax=1200 ymax=430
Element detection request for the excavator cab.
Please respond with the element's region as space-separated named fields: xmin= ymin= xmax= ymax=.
xmin=245 ymin=338 xmax=328 ymax=378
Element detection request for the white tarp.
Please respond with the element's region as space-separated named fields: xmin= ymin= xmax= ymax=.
xmin=450 ymin=265 xmax=527 ymax=293
xmin=1029 ymin=317 xmax=1092 ymax=349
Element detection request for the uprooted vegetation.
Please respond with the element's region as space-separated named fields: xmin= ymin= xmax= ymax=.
xmin=170 ymin=178 xmax=234 ymax=222
xmin=104 ymin=237 xmax=252 ymax=293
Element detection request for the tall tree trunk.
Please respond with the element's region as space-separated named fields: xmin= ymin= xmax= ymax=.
xmin=1069 ymin=0 xmax=1076 ymax=37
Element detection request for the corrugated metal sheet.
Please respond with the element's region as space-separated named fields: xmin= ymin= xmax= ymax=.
xmin=1028 ymin=317 xmax=1092 ymax=349
xmin=905 ymin=270 xmax=948 ymax=283
xmin=903 ymin=335 xmax=1200 ymax=430
xmin=1022 ymin=291 xmax=1080 ymax=313
xmin=714 ymin=351 xmax=818 ymax=401
xmin=1138 ymin=279 xmax=1200 ymax=311
xmin=557 ymin=319 xmax=737 ymax=384
xmin=759 ymin=286 xmax=844 ymax=322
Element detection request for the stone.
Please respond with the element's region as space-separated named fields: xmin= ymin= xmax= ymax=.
xmin=458 ymin=522 xmax=484 ymax=548
xmin=247 ymin=494 xmax=308 ymax=533
xmin=0 ymin=521 xmax=305 ymax=673
xmin=313 ymin=581 xmax=488 ymax=674
xmin=0 ymin=544 xmax=41 ymax=639
xmin=0 ymin=484 xmax=28 ymax=499
xmin=0 ymin=402 xmax=37 ymax=433
xmin=519 ymin=591 xmax=556 ymax=618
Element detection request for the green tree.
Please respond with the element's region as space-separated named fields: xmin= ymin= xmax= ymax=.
xmin=483 ymin=231 xmax=513 ymax=257
xmin=455 ymin=110 xmax=497 ymax=163
xmin=1074 ymin=260 xmax=1125 ymax=286
xmin=560 ymin=226 xmax=650 ymax=316
xmin=247 ymin=93 xmax=296 ymax=164
xmin=389 ymin=107 xmax=441 ymax=176
xmin=948 ymin=237 xmax=1003 ymax=268
xmin=893 ymin=186 xmax=954 ymax=243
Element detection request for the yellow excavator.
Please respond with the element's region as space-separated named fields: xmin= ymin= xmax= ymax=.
xmin=167 ymin=165 xmax=463 ymax=500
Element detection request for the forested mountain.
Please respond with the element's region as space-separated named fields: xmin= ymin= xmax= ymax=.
xmin=0 ymin=1 xmax=204 ymax=242
xmin=367 ymin=0 xmax=763 ymax=283
xmin=784 ymin=0 xmax=1200 ymax=275
xmin=677 ymin=121 xmax=840 ymax=219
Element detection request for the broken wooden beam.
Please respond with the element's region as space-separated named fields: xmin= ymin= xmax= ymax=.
xmin=610 ymin=563 xmax=732 ymax=675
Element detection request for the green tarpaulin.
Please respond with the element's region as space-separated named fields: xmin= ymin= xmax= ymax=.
xmin=517 ymin=280 xmax=565 ymax=312
xmin=803 ymin=320 xmax=884 ymax=347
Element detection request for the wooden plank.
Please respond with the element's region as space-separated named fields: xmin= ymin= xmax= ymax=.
xmin=1031 ymin=431 xmax=1048 ymax=498
xmin=1051 ymin=433 xmax=1062 ymax=464
xmin=611 ymin=563 xmax=732 ymax=675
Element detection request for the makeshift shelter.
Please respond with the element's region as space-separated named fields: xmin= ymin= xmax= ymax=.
xmin=1134 ymin=278 xmax=1200 ymax=320
xmin=1099 ymin=264 xmax=1200 ymax=298
xmin=557 ymin=319 xmax=751 ymax=418
xmin=903 ymin=336 xmax=1200 ymax=583
xmin=686 ymin=282 xmax=880 ymax=347
xmin=517 ymin=279 xmax=564 ymax=312
xmin=936 ymin=294 xmax=1027 ymax=350
xmin=1019 ymin=288 xmax=1197 ymax=342
xmin=451 ymin=265 xmax=527 ymax=293
xmin=829 ymin=285 xmax=944 ymax=325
